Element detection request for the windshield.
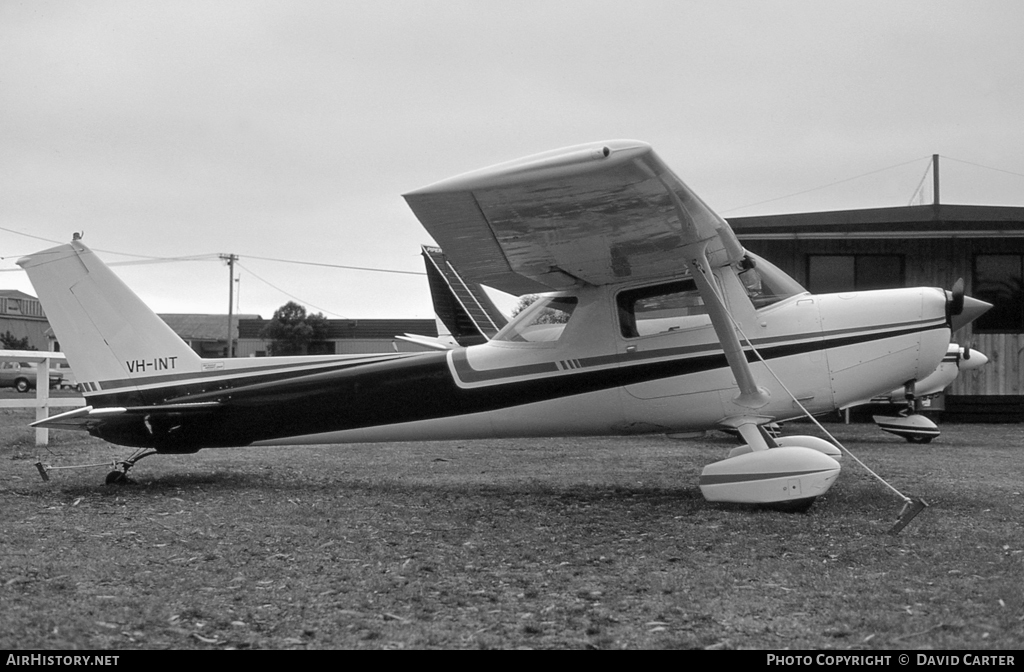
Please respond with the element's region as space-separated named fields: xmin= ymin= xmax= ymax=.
xmin=494 ymin=295 xmax=578 ymax=343
xmin=739 ymin=253 xmax=806 ymax=308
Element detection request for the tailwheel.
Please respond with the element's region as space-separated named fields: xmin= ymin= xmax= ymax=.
xmin=103 ymin=448 xmax=158 ymax=485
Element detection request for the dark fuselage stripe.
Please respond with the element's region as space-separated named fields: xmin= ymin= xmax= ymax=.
xmin=450 ymin=318 xmax=946 ymax=385
xmin=83 ymin=319 xmax=949 ymax=451
xmin=93 ymin=354 xmax=411 ymax=391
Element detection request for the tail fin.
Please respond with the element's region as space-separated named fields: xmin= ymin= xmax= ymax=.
xmin=421 ymin=245 xmax=508 ymax=346
xmin=17 ymin=241 xmax=201 ymax=395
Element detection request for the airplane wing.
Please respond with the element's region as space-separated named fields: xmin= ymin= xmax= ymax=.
xmin=403 ymin=140 xmax=746 ymax=295
xmin=405 ymin=140 xmax=768 ymax=414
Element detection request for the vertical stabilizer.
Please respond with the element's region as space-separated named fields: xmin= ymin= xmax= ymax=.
xmin=17 ymin=241 xmax=202 ymax=395
xmin=421 ymin=245 xmax=508 ymax=346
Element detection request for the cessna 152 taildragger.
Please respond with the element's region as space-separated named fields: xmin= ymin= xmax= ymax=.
xmin=21 ymin=140 xmax=989 ymax=508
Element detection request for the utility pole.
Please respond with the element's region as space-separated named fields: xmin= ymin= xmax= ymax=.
xmin=932 ymin=154 xmax=940 ymax=206
xmin=220 ymin=254 xmax=238 ymax=357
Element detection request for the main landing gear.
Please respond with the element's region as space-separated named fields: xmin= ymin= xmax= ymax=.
xmin=700 ymin=422 xmax=843 ymax=511
xmin=104 ymin=448 xmax=158 ymax=485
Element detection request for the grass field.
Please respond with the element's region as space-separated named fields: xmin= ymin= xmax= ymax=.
xmin=1 ymin=407 xmax=1021 ymax=650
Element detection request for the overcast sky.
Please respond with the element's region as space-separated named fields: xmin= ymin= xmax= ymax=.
xmin=3 ymin=1 xmax=1023 ymax=320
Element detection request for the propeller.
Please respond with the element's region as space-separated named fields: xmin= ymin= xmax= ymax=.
xmin=956 ymin=341 xmax=988 ymax=371
xmin=947 ymin=278 xmax=965 ymax=317
xmin=946 ymin=279 xmax=993 ymax=333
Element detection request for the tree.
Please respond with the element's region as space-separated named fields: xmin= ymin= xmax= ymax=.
xmin=510 ymin=294 xmax=540 ymax=318
xmin=259 ymin=302 xmax=330 ymax=356
xmin=510 ymin=294 xmax=570 ymax=324
xmin=0 ymin=331 xmax=34 ymax=350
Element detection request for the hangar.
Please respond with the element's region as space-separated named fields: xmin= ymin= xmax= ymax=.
xmin=0 ymin=290 xmax=50 ymax=350
xmin=729 ymin=201 xmax=1024 ymax=421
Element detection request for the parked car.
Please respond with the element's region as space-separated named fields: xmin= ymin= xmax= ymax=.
xmin=55 ymin=363 xmax=79 ymax=390
xmin=0 ymin=362 xmax=63 ymax=393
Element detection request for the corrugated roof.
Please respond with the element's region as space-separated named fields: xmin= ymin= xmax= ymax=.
xmin=0 ymin=289 xmax=38 ymax=300
xmin=159 ymin=314 xmax=261 ymax=340
xmin=728 ymin=204 xmax=1024 ymax=239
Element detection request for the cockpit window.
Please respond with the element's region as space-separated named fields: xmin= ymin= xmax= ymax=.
xmin=617 ymin=254 xmax=806 ymax=338
xmin=617 ymin=279 xmax=707 ymax=338
xmin=493 ymin=295 xmax=578 ymax=343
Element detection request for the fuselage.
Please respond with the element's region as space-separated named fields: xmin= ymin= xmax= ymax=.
xmin=80 ymin=280 xmax=952 ymax=452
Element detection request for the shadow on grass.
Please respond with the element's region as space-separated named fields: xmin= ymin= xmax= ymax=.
xmin=42 ymin=470 xmax=851 ymax=524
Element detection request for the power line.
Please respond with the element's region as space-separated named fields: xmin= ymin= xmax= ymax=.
xmin=0 ymin=226 xmax=426 ymax=278
xmin=720 ymin=156 xmax=932 ymax=214
xmin=940 ymin=155 xmax=1024 ymax=181
xmin=234 ymin=261 xmax=350 ymax=319
xmin=243 ymin=253 xmax=426 ymax=276
xmin=108 ymin=253 xmax=222 ymax=265
xmin=0 ymin=225 xmax=208 ymax=261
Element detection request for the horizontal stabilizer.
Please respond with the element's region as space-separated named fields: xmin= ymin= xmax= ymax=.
xmin=31 ymin=402 xmax=221 ymax=431
xmin=395 ymin=333 xmax=457 ymax=351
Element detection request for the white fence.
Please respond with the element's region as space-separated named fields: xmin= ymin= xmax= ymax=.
xmin=0 ymin=350 xmax=85 ymax=445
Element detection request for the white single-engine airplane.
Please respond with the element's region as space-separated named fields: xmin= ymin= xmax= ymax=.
xmin=401 ymin=245 xmax=991 ymax=447
xmin=21 ymin=140 xmax=990 ymax=509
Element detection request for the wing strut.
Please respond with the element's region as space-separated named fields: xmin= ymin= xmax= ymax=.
xmin=684 ymin=244 xmax=769 ymax=410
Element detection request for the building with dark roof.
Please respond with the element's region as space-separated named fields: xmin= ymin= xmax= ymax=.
xmin=158 ymin=313 xmax=262 ymax=358
xmin=236 ymin=317 xmax=437 ymax=356
xmin=155 ymin=314 xmax=437 ymax=357
xmin=0 ymin=289 xmax=50 ymax=350
xmin=730 ymin=202 xmax=1024 ymax=420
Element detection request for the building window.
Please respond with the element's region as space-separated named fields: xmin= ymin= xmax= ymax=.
xmin=806 ymin=255 xmax=904 ymax=293
xmin=973 ymin=254 xmax=1024 ymax=332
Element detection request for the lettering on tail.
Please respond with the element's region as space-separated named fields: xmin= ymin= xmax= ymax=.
xmin=125 ymin=356 xmax=179 ymax=374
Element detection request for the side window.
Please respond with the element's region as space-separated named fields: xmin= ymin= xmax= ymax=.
xmin=494 ymin=296 xmax=578 ymax=343
xmin=618 ymin=280 xmax=707 ymax=338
